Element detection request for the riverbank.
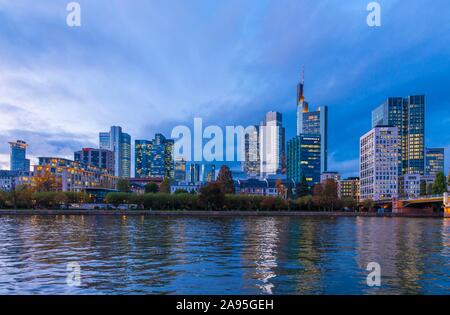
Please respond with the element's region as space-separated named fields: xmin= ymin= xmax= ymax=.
xmin=0 ymin=209 xmax=444 ymax=218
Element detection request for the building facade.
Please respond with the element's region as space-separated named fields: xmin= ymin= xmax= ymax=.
xmin=74 ymin=148 xmax=114 ymax=174
xmin=9 ymin=140 xmax=30 ymax=172
xmin=360 ymin=126 xmax=399 ymax=201
xmin=189 ymin=163 xmax=201 ymax=183
xmin=372 ymin=95 xmax=425 ymax=175
xmin=134 ymin=134 xmax=174 ymax=179
xmin=399 ymin=174 xmax=421 ymax=199
xmin=425 ymin=148 xmax=445 ymax=178
xmin=244 ymin=125 xmax=260 ymax=177
xmin=99 ymin=126 xmax=131 ymax=177
xmin=321 ymin=171 xmax=341 ymax=183
xmin=174 ymin=157 xmax=187 ymax=182
xmin=202 ymin=164 xmax=216 ymax=182
xmin=338 ymin=177 xmax=360 ymax=201
xmin=260 ymin=111 xmax=286 ymax=177
xmin=287 ymin=134 xmax=321 ymax=187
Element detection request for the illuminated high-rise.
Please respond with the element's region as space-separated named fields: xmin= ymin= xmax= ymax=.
xmin=99 ymin=126 xmax=131 ymax=177
xmin=9 ymin=140 xmax=30 ymax=172
xmin=425 ymin=148 xmax=445 ymax=178
xmin=244 ymin=125 xmax=260 ymax=177
xmin=259 ymin=111 xmax=285 ymax=177
xmin=135 ymin=134 xmax=174 ymax=179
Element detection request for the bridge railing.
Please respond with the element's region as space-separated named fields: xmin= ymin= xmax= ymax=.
xmin=400 ymin=194 xmax=444 ymax=201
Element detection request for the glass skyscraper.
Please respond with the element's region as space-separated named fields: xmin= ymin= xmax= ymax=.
xmin=189 ymin=163 xmax=201 ymax=183
xmin=202 ymin=164 xmax=216 ymax=182
xmin=287 ymin=134 xmax=321 ymax=186
xmin=9 ymin=140 xmax=30 ymax=172
xmin=134 ymin=134 xmax=174 ymax=179
xmin=371 ymin=95 xmax=425 ymax=175
xmin=296 ymin=74 xmax=328 ymax=173
xmin=425 ymin=148 xmax=445 ymax=178
xmin=259 ymin=111 xmax=285 ymax=177
xmin=244 ymin=125 xmax=260 ymax=177
xmin=99 ymin=126 xmax=131 ymax=178
xmin=174 ymin=157 xmax=187 ymax=182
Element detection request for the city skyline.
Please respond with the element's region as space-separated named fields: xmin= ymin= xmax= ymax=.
xmin=1 ymin=1 xmax=449 ymax=178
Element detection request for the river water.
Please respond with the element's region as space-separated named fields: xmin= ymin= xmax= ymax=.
xmin=0 ymin=215 xmax=448 ymax=294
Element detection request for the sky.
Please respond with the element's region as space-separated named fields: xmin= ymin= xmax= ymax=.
xmin=0 ymin=0 xmax=449 ymax=178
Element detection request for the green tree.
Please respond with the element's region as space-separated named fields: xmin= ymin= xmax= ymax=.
xmin=341 ymin=197 xmax=358 ymax=211
xmin=432 ymin=172 xmax=447 ymax=195
xmin=426 ymin=183 xmax=434 ymax=195
xmin=117 ymin=179 xmax=131 ymax=192
xmin=145 ymin=182 xmax=159 ymax=194
xmin=174 ymin=189 xmax=188 ymax=194
xmin=363 ymin=199 xmax=375 ymax=212
xmin=199 ymin=182 xmax=225 ymax=210
xmin=216 ymin=165 xmax=235 ymax=194
xmin=420 ymin=180 xmax=427 ymax=196
xmin=159 ymin=178 xmax=172 ymax=194
xmin=295 ymin=175 xmax=310 ymax=198
xmin=105 ymin=192 xmax=130 ymax=208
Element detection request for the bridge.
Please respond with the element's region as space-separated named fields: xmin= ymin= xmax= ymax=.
xmin=370 ymin=193 xmax=450 ymax=217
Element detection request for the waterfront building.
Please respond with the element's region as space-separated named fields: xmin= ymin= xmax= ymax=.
xmin=234 ymin=178 xmax=291 ymax=197
xmin=0 ymin=170 xmax=32 ymax=191
xmin=202 ymin=164 xmax=216 ymax=182
xmin=321 ymin=171 xmax=341 ymax=183
xmin=134 ymin=134 xmax=174 ymax=179
xmin=360 ymin=126 xmax=399 ymax=201
xmin=287 ymin=134 xmax=321 ymax=187
xmin=128 ymin=177 xmax=163 ymax=194
xmin=399 ymin=174 xmax=421 ymax=199
xmin=174 ymin=157 xmax=187 ymax=182
xmin=244 ymin=125 xmax=260 ymax=177
xmin=9 ymin=140 xmax=30 ymax=172
xmin=35 ymin=157 xmax=118 ymax=192
xmin=296 ymin=74 xmax=328 ymax=173
xmin=99 ymin=126 xmax=131 ymax=177
xmin=189 ymin=163 xmax=201 ymax=183
xmin=371 ymin=95 xmax=425 ymax=175
xmin=74 ymin=148 xmax=114 ymax=174
xmin=170 ymin=181 xmax=202 ymax=194
xmin=259 ymin=111 xmax=286 ymax=177
xmin=425 ymin=148 xmax=445 ymax=178
xmin=338 ymin=177 xmax=360 ymax=202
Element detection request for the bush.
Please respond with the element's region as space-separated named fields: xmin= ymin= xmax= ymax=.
xmin=199 ymin=183 xmax=225 ymax=210
xmin=105 ymin=192 xmax=131 ymax=208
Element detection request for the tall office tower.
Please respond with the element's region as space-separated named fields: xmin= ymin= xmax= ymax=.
xmin=287 ymin=134 xmax=321 ymax=186
xmin=371 ymin=95 xmax=425 ymax=175
xmin=425 ymin=148 xmax=445 ymax=178
xmin=189 ymin=163 xmax=201 ymax=183
xmin=259 ymin=111 xmax=286 ymax=178
xmin=9 ymin=140 xmax=30 ymax=172
xmin=134 ymin=140 xmax=152 ymax=178
xmin=99 ymin=126 xmax=131 ymax=177
xmin=202 ymin=164 xmax=216 ymax=182
xmin=360 ymin=126 xmax=399 ymax=201
xmin=135 ymin=134 xmax=174 ymax=179
xmin=74 ymin=148 xmax=114 ymax=174
xmin=296 ymin=73 xmax=328 ymax=173
xmin=244 ymin=125 xmax=260 ymax=177
xmin=174 ymin=157 xmax=187 ymax=182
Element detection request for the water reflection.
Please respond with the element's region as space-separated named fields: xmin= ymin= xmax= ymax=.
xmin=0 ymin=215 xmax=448 ymax=294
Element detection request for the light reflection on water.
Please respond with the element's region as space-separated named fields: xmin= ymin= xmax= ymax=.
xmin=0 ymin=215 xmax=448 ymax=295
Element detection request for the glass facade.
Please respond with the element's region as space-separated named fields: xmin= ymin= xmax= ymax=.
xmin=244 ymin=125 xmax=260 ymax=177
xmin=134 ymin=134 xmax=174 ymax=179
xmin=259 ymin=112 xmax=285 ymax=177
xmin=74 ymin=148 xmax=114 ymax=174
xmin=9 ymin=140 xmax=30 ymax=172
xmin=99 ymin=126 xmax=131 ymax=178
xmin=287 ymin=134 xmax=321 ymax=186
xmin=189 ymin=163 xmax=201 ymax=183
xmin=203 ymin=164 xmax=216 ymax=182
xmin=174 ymin=158 xmax=187 ymax=182
xmin=425 ymin=148 xmax=445 ymax=177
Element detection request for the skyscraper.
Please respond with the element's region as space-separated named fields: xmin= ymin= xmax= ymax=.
xmin=99 ymin=126 xmax=131 ymax=177
xmin=287 ymin=134 xmax=321 ymax=186
xmin=244 ymin=125 xmax=260 ymax=177
xmin=174 ymin=157 xmax=187 ymax=182
xmin=360 ymin=126 xmax=399 ymax=201
xmin=425 ymin=148 xmax=445 ymax=178
xmin=134 ymin=134 xmax=174 ymax=179
xmin=9 ymin=140 xmax=30 ymax=172
xmin=74 ymin=148 xmax=114 ymax=174
xmin=189 ymin=163 xmax=201 ymax=183
xmin=371 ymin=95 xmax=425 ymax=175
xmin=203 ymin=164 xmax=216 ymax=182
xmin=296 ymin=73 xmax=328 ymax=173
xmin=259 ymin=111 xmax=285 ymax=178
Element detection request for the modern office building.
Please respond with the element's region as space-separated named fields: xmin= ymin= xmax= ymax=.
xmin=259 ymin=111 xmax=285 ymax=177
xmin=189 ymin=163 xmax=201 ymax=183
xmin=244 ymin=125 xmax=260 ymax=177
xmin=296 ymin=74 xmax=328 ymax=173
xmin=202 ymin=164 xmax=216 ymax=182
xmin=399 ymin=174 xmax=421 ymax=199
xmin=371 ymin=95 xmax=425 ymax=175
xmin=321 ymin=171 xmax=341 ymax=183
xmin=287 ymin=134 xmax=321 ymax=187
xmin=174 ymin=157 xmax=187 ymax=182
xmin=134 ymin=134 xmax=174 ymax=179
xmin=338 ymin=177 xmax=360 ymax=202
xmin=9 ymin=140 xmax=30 ymax=172
xmin=35 ymin=157 xmax=118 ymax=192
xmin=74 ymin=148 xmax=114 ymax=174
xmin=99 ymin=126 xmax=131 ymax=177
xmin=425 ymin=148 xmax=445 ymax=178
xmin=360 ymin=126 xmax=399 ymax=201
xmin=0 ymin=170 xmax=32 ymax=191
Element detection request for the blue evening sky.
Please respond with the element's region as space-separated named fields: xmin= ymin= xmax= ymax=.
xmin=0 ymin=0 xmax=449 ymax=177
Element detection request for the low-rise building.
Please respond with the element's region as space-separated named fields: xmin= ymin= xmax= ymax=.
xmin=338 ymin=177 xmax=360 ymax=201
xmin=0 ymin=170 xmax=33 ymax=191
xmin=235 ymin=178 xmax=291 ymax=197
xmin=321 ymin=171 xmax=341 ymax=183
xmin=170 ymin=181 xmax=202 ymax=194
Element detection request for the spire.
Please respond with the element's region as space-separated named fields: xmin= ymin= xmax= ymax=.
xmin=297 ymin=66 xmax=305 ymax=103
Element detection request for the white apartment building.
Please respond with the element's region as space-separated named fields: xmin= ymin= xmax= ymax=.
xmin=360 ymin=126 xmax=399 ymax=201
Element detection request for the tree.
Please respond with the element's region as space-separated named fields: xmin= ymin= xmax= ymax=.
xmin=34 ymin=169 xmax=61 ymax=192
xmin=199 ymin=182 xmax=225 ymax=210
xmin=342 ymin=197 xmax=358 ymax=211
xmin=432 ymin=172 xmax=447 ymax=195
xmin=117 ymin=179 xmax=131 ymax=192
xmin=426 ymin=183 xmax=433 ymax=195
xmin=275 ymin=179 xmax=287 ymax=199
xmin=363 ymin=199 xmax=375 ymax=212
xmin=216 ymin=165 xmax=235 ymax=194
xmin=295 ymin=175 xmax=310 ymax=198
xmin=159 ymin=178 xmax=171 ymax=194
xmin=420 ymin=180 xmax=427 ymax=196
xmin=297 ymin=195 xmax=313 ymax=211
xmin=174 ymin=189 xmax=188 ymax=194
xmin=145 ymin=182 xmax=159 ymax=194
